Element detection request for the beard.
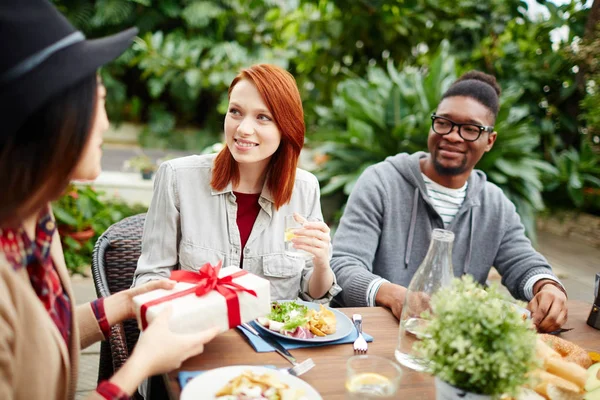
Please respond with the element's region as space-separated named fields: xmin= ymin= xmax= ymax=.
xmin=432 ymin=151 xmax=468 ymax=176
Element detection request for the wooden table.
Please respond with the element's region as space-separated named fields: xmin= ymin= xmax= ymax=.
xmin=166 ymin=300 xmax=600 ymax=399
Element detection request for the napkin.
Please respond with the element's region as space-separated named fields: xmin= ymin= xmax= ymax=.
xmin=238 ymin=321 xmax=374 ymax=353
xmin=178 ymin=366 xmax=276 ymax=389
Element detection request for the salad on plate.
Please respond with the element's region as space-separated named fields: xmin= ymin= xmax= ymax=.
xmin=257 ymin=301 xmax=337 ymax=339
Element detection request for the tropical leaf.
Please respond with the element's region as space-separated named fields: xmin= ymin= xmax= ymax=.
xmin=92 ymin=0 xmax=134 ymax=27
xmin=182 ymin=2 xmax=224 ymax=29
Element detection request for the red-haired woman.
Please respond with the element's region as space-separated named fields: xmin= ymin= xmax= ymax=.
xmin=133 ymin=64 xmax=340 ymax=302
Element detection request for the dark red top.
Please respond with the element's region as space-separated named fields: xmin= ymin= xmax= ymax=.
xmin=234 ymin=191 xmax=261 ymax=267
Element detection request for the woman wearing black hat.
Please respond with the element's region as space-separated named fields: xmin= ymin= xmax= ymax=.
xmin=0 ymin=1 xmax=218 ymax=399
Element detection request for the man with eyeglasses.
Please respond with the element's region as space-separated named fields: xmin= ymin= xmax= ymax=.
xmin=330 ymin=71 xmax=568 ymax=333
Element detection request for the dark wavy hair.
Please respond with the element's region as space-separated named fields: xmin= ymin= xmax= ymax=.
xmin=441 ymin=70 xmax=502 ymax=122
xmin=0 ymin=74 xmax=97 ymax=227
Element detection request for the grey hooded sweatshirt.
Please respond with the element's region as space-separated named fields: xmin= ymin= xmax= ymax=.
xmin=331 ymin=152 xmax=561 ymax=307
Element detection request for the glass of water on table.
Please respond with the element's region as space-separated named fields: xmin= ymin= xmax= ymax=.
xmin=345 ymin=355 xmax=402 ymax=399
xmin=284 ymin=213 xmax=318 ymax=259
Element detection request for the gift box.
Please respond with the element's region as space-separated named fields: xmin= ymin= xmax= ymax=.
xmin=133 ymin=262 xmax=271 ymax=334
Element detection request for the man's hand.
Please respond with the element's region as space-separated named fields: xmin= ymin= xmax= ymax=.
xmin=527 ymin=281 xmax=568 ymax=333
xmin=375 ymin=282 xmax=407 ymax=319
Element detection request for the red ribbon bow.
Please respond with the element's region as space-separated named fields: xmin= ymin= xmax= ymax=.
xmin=140 ymin=260 xmax=257 ymax=330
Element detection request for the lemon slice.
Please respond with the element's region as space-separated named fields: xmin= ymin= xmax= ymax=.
xmin=346 ymin=373 xmax=392 ymax=393
xmin=284 ymin=229 xmax=295 ymax=242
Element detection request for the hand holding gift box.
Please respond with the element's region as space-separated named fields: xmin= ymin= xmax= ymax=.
xmin=133 ymin=261 xmax=271 ymax=334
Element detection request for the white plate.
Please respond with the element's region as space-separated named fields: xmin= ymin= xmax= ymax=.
xmin=180 ymin=365 xmax=322 ymax=400
xmin=255 ymin=300 xmax=353 ymax=343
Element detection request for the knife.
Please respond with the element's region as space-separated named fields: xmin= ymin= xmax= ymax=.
xmin=240 ymin=322 xmax=297 ymax=365
xmin=547 ymin=327 xmax=574 ymax=335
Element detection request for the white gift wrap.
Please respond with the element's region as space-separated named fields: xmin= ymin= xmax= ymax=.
xmin=133 ymin=266 xmax=271 ymax=334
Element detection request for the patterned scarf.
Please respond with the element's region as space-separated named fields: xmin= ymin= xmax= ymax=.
xmin=0 ymin=206 xmax=71 ymax=345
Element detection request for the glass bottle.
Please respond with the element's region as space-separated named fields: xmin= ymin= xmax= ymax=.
xmin=395 ymin=229 xmax=454 ymax=371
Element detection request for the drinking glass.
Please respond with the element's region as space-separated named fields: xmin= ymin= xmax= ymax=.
xmin=345 ymin=355 xmax=402 ymax=399
xmin=284 ymin=214 xmax=317 ymax=259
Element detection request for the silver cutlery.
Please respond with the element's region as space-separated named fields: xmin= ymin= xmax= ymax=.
xmin=240 ymin=322 xmax=315 ymax=377
xmin=548 ymin=327 xmax=574 ymax=335
xmin=352 ymin=314 xmax=368 ymax=353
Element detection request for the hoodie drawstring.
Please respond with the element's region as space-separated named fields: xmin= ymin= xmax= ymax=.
xmin=405 ymin=187 xmax=419 ymax=269
xmin=463 ymin=209 xmax=474 ymax=275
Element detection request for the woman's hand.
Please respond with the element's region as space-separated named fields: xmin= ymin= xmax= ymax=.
xmin=104 ymin=279 xmax=176 ymax=326
xmin=290 ymin=213 xmax=335 ymax=299
xmin=108 ymin=306 xmax=219 ymax=394
xmin=132 ymin=306 xmax=219 ymax=376
xmin=290 ymin=213 xmax=331 ymax=270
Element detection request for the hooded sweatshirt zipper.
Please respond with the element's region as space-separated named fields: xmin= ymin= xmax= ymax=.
xmin=396 ymin=153 xmax=480 ymax=273
xmin=404 ymin=187 xmax=419 ymax=269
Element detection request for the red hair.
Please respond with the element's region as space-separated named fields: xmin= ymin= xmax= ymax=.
xmin=211 ymin=64 xmax=305 ymax=209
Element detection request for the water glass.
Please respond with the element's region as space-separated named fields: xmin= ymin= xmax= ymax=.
xmin=284 ymin=214 xmax=316 ymax=259
xmin=345 ymin=355 xmax=402 ymax=399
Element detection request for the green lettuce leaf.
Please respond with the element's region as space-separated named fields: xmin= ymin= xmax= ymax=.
xmin=283 ymin=316 xmax=309 ymax=331
xmin=266 ymin=301 xmax=308 ymax=323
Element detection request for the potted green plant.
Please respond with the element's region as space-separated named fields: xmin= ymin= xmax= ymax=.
xmin=417 ymin=275 xmax=538 ymax=400
xmin=52 ymin=184 xmax=148 ymax=275
xmin=126 ymin=153 xmax=157 ymax=180
xmin=52 ymin=184 xmax=103 ymax=244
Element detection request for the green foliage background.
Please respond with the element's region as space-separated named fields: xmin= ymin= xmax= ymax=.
xmin=52 ymin=185 xmax=147 ymax=274
xmin=51 ymin=0 xmax=600 ymax=239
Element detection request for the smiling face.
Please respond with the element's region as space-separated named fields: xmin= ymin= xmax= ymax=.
xmin=224 ymin=78 xmax=282 ymax=172
xmin=71 ymin=81 xmax=108 ymax=181
xmin=427 ymin=95 xmax=497 ymax=181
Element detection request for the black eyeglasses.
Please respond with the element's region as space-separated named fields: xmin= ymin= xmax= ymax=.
xmin=431 ymin=114 xmax=494 ymax=142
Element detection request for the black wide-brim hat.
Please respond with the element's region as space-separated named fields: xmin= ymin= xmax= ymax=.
xmin=0 ymin=0 xmax=138 ymax=135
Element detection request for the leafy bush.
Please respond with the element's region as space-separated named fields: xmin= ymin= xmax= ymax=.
xmin=570 ymin=21 xmax=600 ymax=144
xmin=50 ymin=0 xmax=592 ymax=152
xmin=310 ymin=40 xmax=556 ymax=240
xmin=52 ymin=185 xmax=147 ymax=275
xmin=53 ymin=184 xmax=105 ymax=232
xmin=417 ymin=275 xmax=537 ymax=396
xmin=469 ymin=1 xmax=590 ymax=154
xmin=52 ymin=0 xmax=296 ymax=136
xmin=543 ymin=139 xmax=600 ymax=214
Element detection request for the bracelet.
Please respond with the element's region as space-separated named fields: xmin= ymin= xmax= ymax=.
xmin=91 ymin=297 xmax=111 ymax=339
xmin=538 ymin=280 xmax=568 ymax=299
xmin=96 ymin=380 xmax=128 ymax=400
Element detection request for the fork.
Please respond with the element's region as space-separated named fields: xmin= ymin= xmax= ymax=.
xmin=352 ymin=314 xmax=368 ymax=353
xmin=240 ymin=323 xmax=316 ymax=377
xmin=279 ymin=358 xmax=315 ymax=377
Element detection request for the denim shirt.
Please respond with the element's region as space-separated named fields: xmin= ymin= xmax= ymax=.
xmin=132 ymin=154 xmax=341 ymax=302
